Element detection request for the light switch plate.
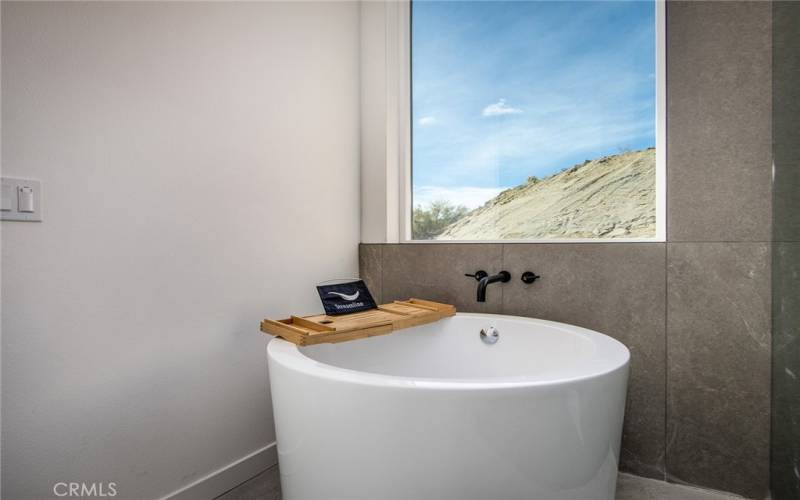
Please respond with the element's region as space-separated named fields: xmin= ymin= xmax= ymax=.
xmin=1 ymin=177 xmax=42 ymax=222
xmin=1 ymin=184 xmax=12 ymax=211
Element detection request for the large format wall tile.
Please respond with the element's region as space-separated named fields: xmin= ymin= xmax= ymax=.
xmin=771 ymin=242 xmax=800 ymax=500
xmin=502 ymin=243 xmax=667 ymax=479
xmin=381 ymin=244 xmax=504 ymax=313
xmin=667 ymin=1 xmax=772 ymax=242
xmin=666 ymin=243 xmax=770 ymax=498
xmin=773 ymin=1 xmax=800 ymax=243
xmin=359 ymin=244 xmax=383 ymax=303
xmin=772 ymin=3 xmax=800 ymax=498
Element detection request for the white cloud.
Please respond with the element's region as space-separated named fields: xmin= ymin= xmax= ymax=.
xmin=482 ymin=99 xmax=523 ymax=117
xmin=413 ymin=186 xmax=509 ymax=210
xmin=418 ymin=116 xmax=437 ymax=126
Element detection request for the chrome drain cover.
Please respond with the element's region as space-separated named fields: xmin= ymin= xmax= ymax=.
xmin=480 ymin=326 xmax=499 ymax=345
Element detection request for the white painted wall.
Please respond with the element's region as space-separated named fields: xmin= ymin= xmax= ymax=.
xmin=359 ymin=1 xmax=388 ymax=244
xmin=1 ymin=2 xmax=360 ymax=498
xmin=359 ymin=0 xmax=407 ymax=244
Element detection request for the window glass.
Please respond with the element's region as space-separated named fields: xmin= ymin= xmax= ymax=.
xmin=411 ymin=0 xmax=657 ymax=240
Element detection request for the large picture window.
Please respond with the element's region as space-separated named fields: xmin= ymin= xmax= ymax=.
xmin=410 ymin=0 xmax=664 ymax=241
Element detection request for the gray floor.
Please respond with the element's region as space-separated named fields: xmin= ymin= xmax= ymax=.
xmin=615 ymin=473 xmax=742 ymax=500
xmin=215 ymin=465 xmax=281 ymax=500
xmin=216 ymin=467 xmax=744 ymax=500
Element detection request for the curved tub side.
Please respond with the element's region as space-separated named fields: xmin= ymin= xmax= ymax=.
xmin=269 ymin=346 xmax=629 ymax=500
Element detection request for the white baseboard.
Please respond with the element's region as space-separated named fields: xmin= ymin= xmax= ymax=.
xmin=162 ymin=442 xmax=278 ymax=500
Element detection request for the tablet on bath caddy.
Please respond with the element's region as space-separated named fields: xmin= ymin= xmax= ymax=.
xmin=316 ymin=279 xmax=377 ymax=316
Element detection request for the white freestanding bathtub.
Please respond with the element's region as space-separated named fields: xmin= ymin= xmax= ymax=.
xmin=267 ymin=313 xmax=630 ymax=500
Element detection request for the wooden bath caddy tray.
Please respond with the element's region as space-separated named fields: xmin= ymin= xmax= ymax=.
xmin=260 ymin=298 xmax=456 ymax=346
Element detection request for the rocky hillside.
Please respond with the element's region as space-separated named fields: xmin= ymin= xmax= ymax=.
xmin=438 ymin=148 xmax=656 ymax=240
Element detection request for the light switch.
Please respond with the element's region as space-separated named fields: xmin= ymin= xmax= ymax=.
xmin=18 ymin=186 xmax=34 ymax=212
xmin=1 ymin=184 xmax=11 ymax=211
xmin=1 ymin=177 xmax=42 ymax=222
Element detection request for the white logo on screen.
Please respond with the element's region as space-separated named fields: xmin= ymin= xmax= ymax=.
xmin=327 ymin=291 xmax=360 ymax=301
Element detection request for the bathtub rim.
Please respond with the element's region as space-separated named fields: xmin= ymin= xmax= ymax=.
xmin=267 ymin=312 xmax=630 ymax=390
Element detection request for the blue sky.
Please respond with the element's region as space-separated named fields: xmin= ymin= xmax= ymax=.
xmin=412 ymin=0 xmax=656 ymax=209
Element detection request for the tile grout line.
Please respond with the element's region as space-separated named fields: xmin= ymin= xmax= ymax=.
xmin=500 ymin=243 xmax=505 ymax=314
xmin=663 ymin=242 xmax=669 ymax=482
xmin=379 ymin=244 xmax=384 ymax=304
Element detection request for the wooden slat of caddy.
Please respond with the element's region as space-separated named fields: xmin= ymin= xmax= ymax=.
xmin=290 ymin=315 xmax=335 ymax=332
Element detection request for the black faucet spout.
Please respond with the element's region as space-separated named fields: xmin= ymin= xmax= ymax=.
xmin=477 ymin=271 xmax=511 ymax=302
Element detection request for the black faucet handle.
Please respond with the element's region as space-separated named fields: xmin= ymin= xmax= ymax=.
xmin=465 ymin=270 xmax=488 ymax=281
xmin=521 ymin=271 xmax=540 ymax=284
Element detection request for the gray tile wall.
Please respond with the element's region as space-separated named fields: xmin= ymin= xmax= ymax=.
xmin=772 ymin=243 xmax=800 ymax=500
xmin=666 ymin=243 xmax=771 ymax=498
xmin=667 ymin=1 xmax=772 ymax=243
xmin=360 ymin=2 xmax=773 ymax=498
xmin=663 ymin=2 xmax=772 ymax=498
xmin=771 ymin=2 xmax=800 ymax=499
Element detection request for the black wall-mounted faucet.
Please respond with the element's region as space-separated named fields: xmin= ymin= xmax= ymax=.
xmin=466 ymin=270 xmax=511 ymax=302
